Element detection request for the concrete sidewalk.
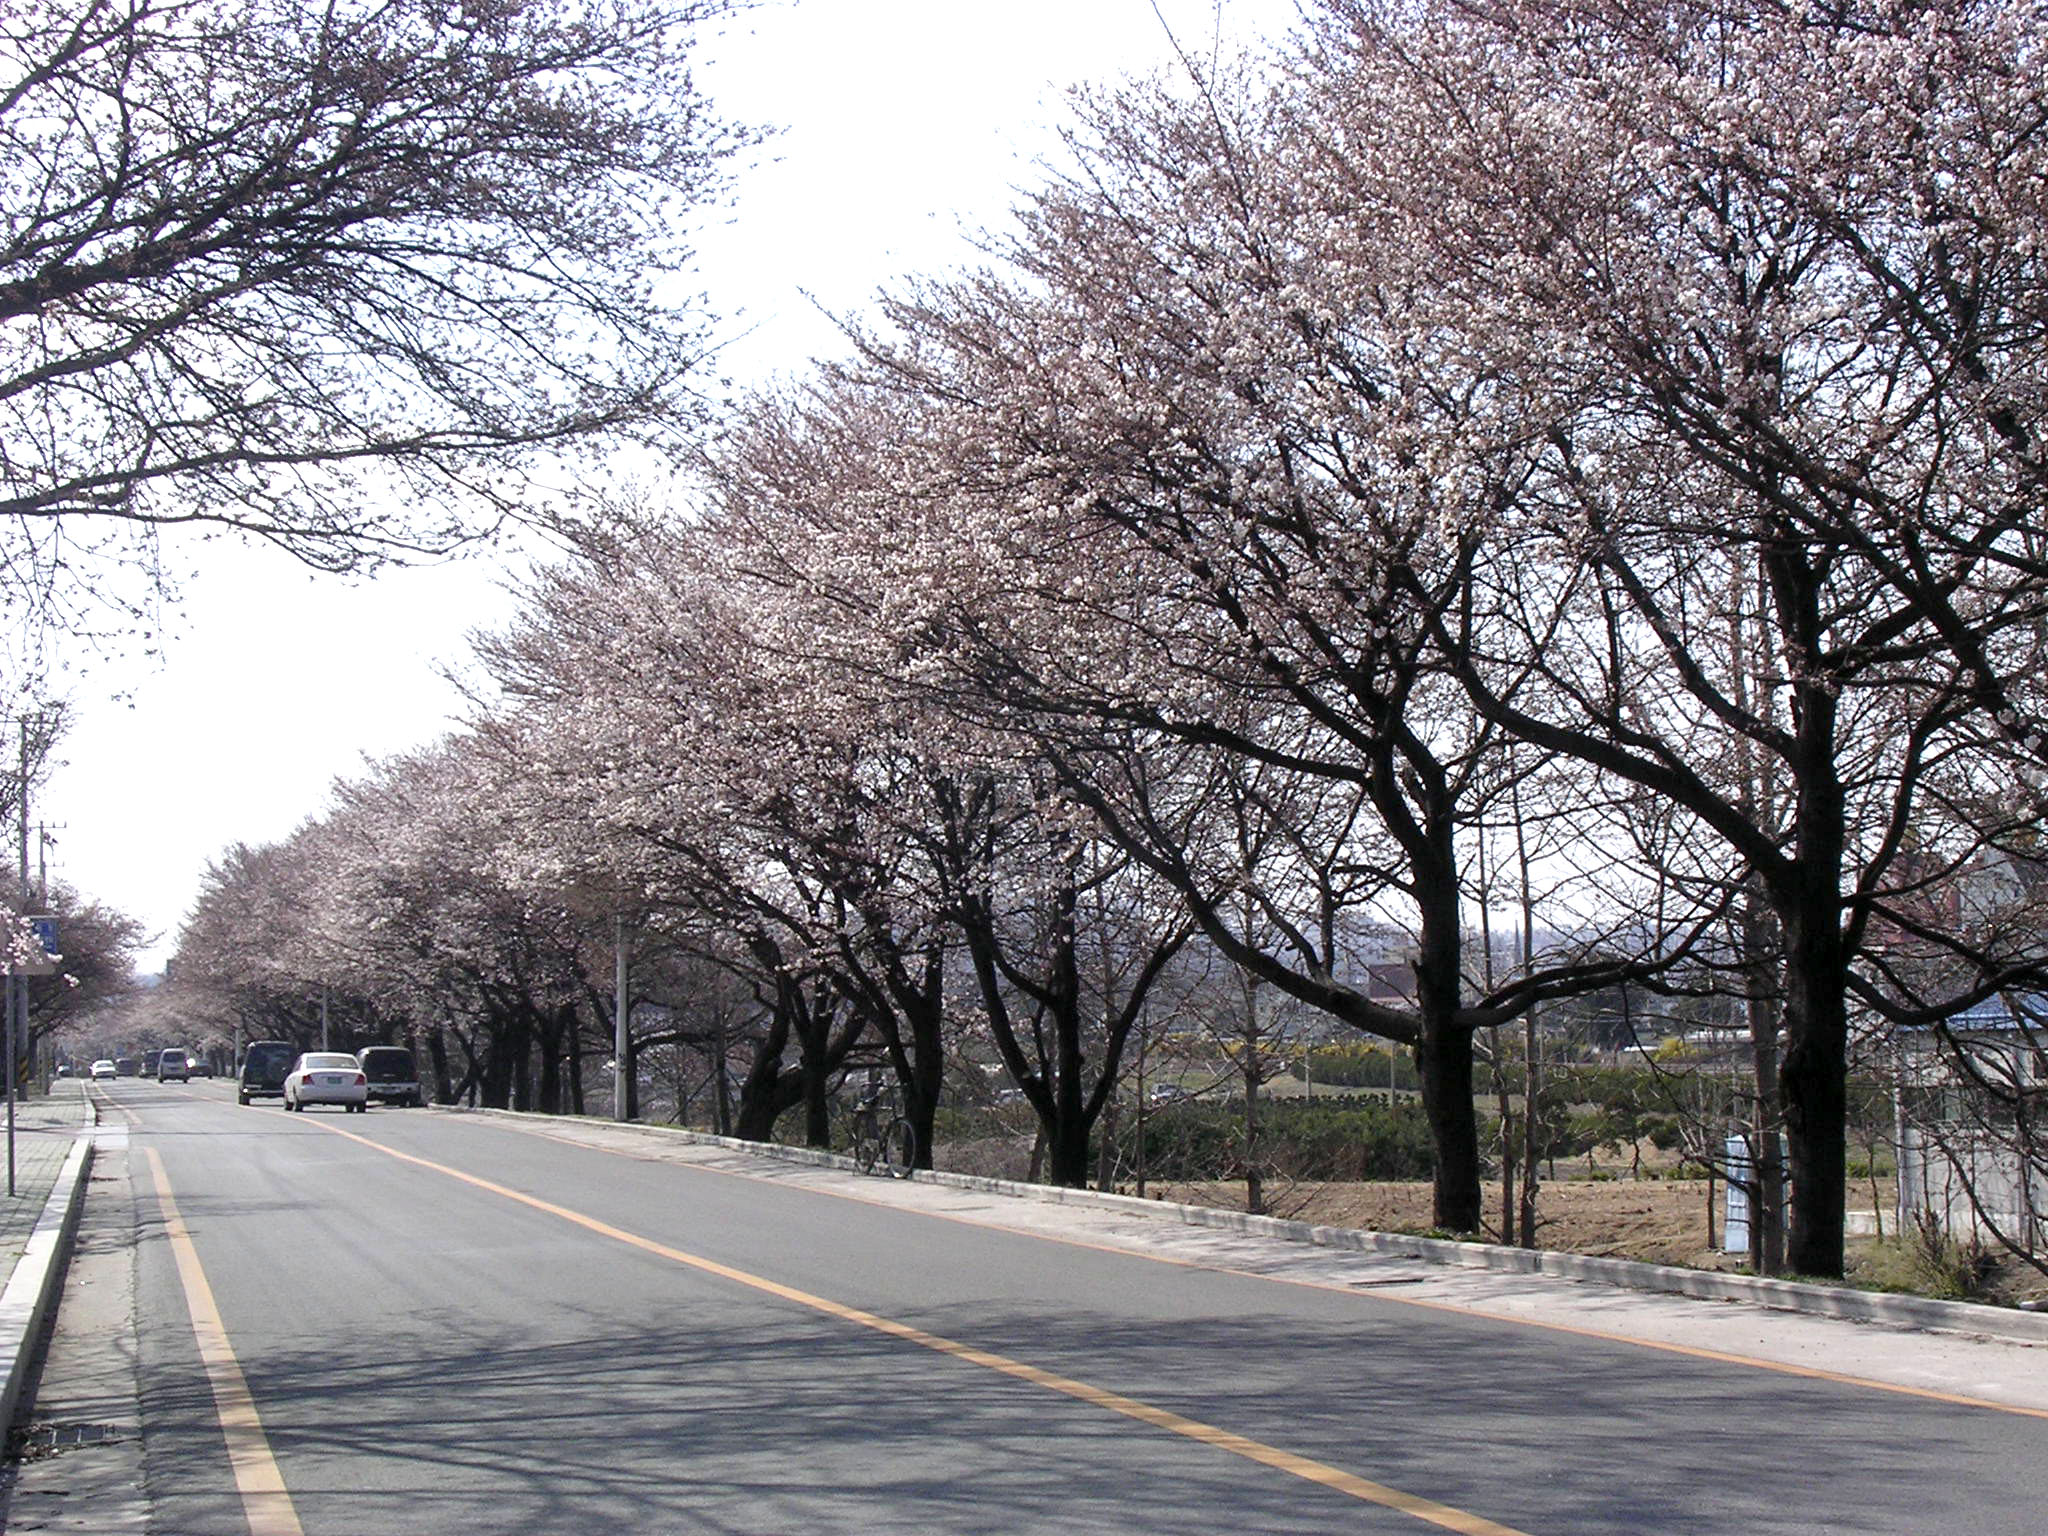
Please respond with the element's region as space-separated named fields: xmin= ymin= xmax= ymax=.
xmin=0 ymin=1084 xmax=91 ymax=1284
xmin=0 ymin=1081 xmax=94 ymax=1435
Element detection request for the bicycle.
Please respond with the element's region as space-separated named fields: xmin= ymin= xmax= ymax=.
xmin=849 ymin=1089 xmax=918 ymax=1178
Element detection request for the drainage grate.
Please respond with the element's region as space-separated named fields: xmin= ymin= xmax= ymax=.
xmin=10 ymin=1422 xmax=125 ymax=1459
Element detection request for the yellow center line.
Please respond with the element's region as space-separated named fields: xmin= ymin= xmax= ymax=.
xmin=308 ymin=1117 xmax=1528 ymax=1535
xmin=144 ymin=1148 xmax=305 ymax=1536
xmin=439 ymin=1112 xmax=2048 ymax=1423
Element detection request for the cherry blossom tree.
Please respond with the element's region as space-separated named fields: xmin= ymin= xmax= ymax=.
xmin=696 ymin=386 xmax=1216 ymax=1187
xmin=0 ymin=0 xmax=749 ymax=668
xmin=177 ymin=743 xmax=617 ymax=1109
xmin=15 ymin=886 xmax=143 ymax=1069
xmin=473 ymin=515 xmax=914 ymax=1149
xmin=1285 ymin=0 xmax=2048 ymax=1274
xmin=325 ymin=743 xmax=617 ymax=1110
xmin=813 ymin=55 xmax=1705 ymax=1229
xmin=179 ymin=834 xmax=357 ymax=1050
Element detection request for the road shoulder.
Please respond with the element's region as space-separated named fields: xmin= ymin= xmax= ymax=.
xmin=0 ymin=1122 xmax=148 ymax=1533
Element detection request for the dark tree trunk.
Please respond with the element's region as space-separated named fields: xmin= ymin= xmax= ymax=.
xmin=536 ymin=1022 xmax=563 ymax=1115
xmin=1780 ymin=903 xmax=1850 ymax=1277
xmin=712 ymin=1018 xmax=731 ymax=1135
xmin=480 ymin=1014 xmax=522 ymax=1109
xmin=890 ymin=943 xmax=949 ymax=1172
xmin=1414 ymin=853 xmax=1483 ymax=1232
xmin=734 ymin=1003 xmax=793 ymax=1142
xmin=510 ymin=1025 xmax=535 ymax=1112
xmin=800 ymin=1028 xmax=832 ymax=1148
xmin=1417 ymin=1024 xmax=1481 ymax=1232
xmin=1519 ymin=1010 xmax=1541 ymax=1249
xmin=1043 ymin=1071 xmax=1093 ymax=1188
xmin=868 ymin=965 xmax=946 ymax=1172
xmin=1777 ymin=661 xmax=1850 ymax=1278
xmin=568 ymin=1011 xmax=586 ymax=1116
xmin=424 ymin=1028 xmax=454 ymax=1104
xmin=1739 ymin=892 xmax=1786 ymax=1274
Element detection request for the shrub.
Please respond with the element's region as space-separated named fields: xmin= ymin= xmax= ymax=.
xmin=1119 ymin=1094 xmax=1436 ymax=1182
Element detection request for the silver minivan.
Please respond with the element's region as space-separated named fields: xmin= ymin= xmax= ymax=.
xmin=157 ymin=1047 xmax=191 ymax=1083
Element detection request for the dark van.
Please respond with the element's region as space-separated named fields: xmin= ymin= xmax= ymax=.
xmin=238 ymin=1041 xmax=298 ymax=1105
xmin=357 ymin=1046 xmax=423 ymax=1108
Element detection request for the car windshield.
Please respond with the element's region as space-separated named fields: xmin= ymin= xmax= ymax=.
xmin=301 ymin=1054 xmax=358 ymax=1070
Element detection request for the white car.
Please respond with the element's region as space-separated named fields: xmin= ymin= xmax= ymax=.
xmin=283 ymin=1053 xmax=368 ymax=1113
xmin=90 ymin=1059 xmax=116 ymax=1081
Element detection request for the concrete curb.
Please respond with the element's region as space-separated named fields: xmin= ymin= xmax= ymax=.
xmin=0 ymin=1123 xmax=95 ymax=1432
xmin=435 ymin=1105 xmax=2048 ymax=1347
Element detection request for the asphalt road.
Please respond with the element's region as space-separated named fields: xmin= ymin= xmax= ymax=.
xmin=10 ymin=1079 xmax=2043 ymax=1535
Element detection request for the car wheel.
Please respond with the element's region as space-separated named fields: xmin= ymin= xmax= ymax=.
xmin=238 ymin=1093 xmax=250 ymax=1105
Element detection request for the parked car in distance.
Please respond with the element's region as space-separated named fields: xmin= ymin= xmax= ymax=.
xmin=284 ymin=1053 xmax=368 ymax=1113
xmin=114 ymin=1056 xmax=138 ymax=1077
xmin=157 ymin=1048 xmax=191 ymax=1084
xmin=189 ymin=1056 xmax=215 ymax=1078
xmin=238 ymin=1040 xmax=298 ymax=1105
xmin=90 ymin=1059 xmax=116 ymax=1080
xmin=356 ymin=1045 xmax=422 ymax=1107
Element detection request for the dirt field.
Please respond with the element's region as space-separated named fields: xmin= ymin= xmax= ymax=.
xmin=936 ymin=1136 xmax=2043 ymax=1302
xmin=1154 ymin=1176 xmax=1733 ymax=1268
xmin=1144 ymin=1174 xmax=2048 ymax=1306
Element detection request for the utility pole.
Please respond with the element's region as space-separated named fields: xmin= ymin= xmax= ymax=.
xmin=9 ymin=718 xmax=30 ymax=1196
xmin=614 ymin=914 xmax=631 ymax=1121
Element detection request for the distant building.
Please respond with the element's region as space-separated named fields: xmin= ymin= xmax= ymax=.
xmin=1894 ymin=993 xmax=2046 ymax=1257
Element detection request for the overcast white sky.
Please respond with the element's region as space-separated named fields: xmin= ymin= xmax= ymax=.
xmin=40 ymin=0 xmax=1305 ymax=971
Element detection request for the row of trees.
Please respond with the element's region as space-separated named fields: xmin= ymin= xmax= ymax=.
xmin=172 ymin=0 xmax=2048 ymax=1280
xmin=3 ymin=0 xmax=745 ymax=1069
